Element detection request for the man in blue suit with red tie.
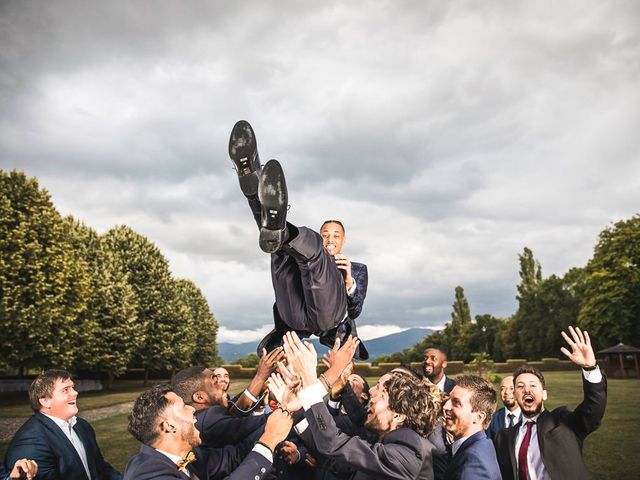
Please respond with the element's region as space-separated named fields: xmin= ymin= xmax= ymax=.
xmin=4 ymin=370 xmax=121 ymax=480
xmin=228 ymin=120 xmax=369 ymax=359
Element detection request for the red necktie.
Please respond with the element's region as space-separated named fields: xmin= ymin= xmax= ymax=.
xmin=517 ymin=421 xmax=535 ymax=480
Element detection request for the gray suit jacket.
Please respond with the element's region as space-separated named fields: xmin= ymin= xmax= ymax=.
xmin=302 ymin=401 xmax=435 ymax=480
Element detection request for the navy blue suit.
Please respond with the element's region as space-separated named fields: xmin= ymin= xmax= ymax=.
xmin=123 ymin=444 xmax=272 ymax=480
xmin=442 ymin=377 xmax=456 ymax=395
xmin=485 ymin=407 xmax=519 ymax=440
xmin=4 ymin=412 xmax=120 ymax=480
xmin=445 ymin=431 xmax=501 ymax=480
xmin=195 ymin=406 xmax=266 ymax=447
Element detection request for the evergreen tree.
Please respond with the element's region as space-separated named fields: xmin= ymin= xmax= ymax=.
xmin=102 ymin=225 xmax=174 ymax=384
xmin=64 ymin=218 xmax=140 ymax=388
xmin=0 ymin=170 xmax=89 ymax=371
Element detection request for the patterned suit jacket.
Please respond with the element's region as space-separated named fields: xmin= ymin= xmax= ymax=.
xmin=348 ymin=262 xmax=368 ymax=320
xmin=4 ymin=413 xmax=120 ymax=480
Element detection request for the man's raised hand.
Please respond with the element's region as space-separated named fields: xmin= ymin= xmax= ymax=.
xmin=257 ymin=347 xmax=285 ymax=380
xmin=560 ymin=326 xmax=596 ymax=368
xmin=283 ymin=331 xmax=318 ymax=387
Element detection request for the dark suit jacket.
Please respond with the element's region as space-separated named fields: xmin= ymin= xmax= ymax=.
xmin=302 ymin=401 xmax=435 ymax=480
xmin=445 ymin=431 xmax=501 ymax=480
xmin=485 ymin=407 xmax=507 ymax=440
xmin=442 ymin=377 xmax=456 ymax=395
xmin=4 ymin=412 xmax=120 ymax=480
xmin=347 ymin=262 xmax=368 ymax=320
xmin=123 ymin=444 xmax=272 ymax=480
xmin=494 ymin=375 xmax=607 ymax=480
xmin=195 ymin=406 xmax=266 ymax=447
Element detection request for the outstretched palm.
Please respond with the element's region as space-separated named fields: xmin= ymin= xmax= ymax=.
xmin=560 ymin=326 xmax=596 ymax=368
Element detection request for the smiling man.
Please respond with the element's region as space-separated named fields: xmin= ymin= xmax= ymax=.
xmin=281 ymin=332 xmax=442 ymax=480
xmin=423 ymin=347 xmax=456 ymax=393
xmin=486 ymin=375 xmax=521 ymax=440
xmin=4 ymin=369 xmax=121 ymax=480
xmin=442 ymin=375 xmax=501 ymax=479
xmin=228 ymin=120 xmax=369 ymax=359
xmin=494 ymin=326 xmax=606 ymax=480
xmin=124 ymin=384 xmax=293 ymax=480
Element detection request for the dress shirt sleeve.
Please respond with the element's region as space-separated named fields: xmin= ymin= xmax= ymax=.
xmin=298 ymin=382 xmax=326 ymax=410
xmin=582 ymin=365 xmax=603 ymax=383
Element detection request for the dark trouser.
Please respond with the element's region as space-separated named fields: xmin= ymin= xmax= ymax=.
xmin=248 ymin=199 xmax=347 ymax=334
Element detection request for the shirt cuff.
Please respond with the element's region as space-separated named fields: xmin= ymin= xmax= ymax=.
xmin=294 ymin=418 xmax=309 ymax=435
xmin=252 ymin=443 xmax=274 ymax=462
xmin=243 ymin=388 xmax=259 ymax=403
xmin=299 ymin=382 xmax=326 ymax=410
xmin=582 ymin=365 xmax=603 ymax=383
xmin=346 ymin=281 xmax=357 ymax=296
xmin=327 ymin=398 xmax=341 ymax=410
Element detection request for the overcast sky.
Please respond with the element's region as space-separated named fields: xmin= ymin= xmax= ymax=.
xmin=2 ymin=0 xmax=639 ymax=344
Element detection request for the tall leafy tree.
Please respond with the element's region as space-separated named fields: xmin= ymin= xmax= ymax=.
xmin=0 ymin=170 xmax=89 ymax=371
xmin=102 ymin=225 xmax=174 ymax=383
xmin=514 ymin=247 xmax=581 ymax=360
xmin=173 ymin=278 xmax=220 ymax=366
xmin=64 ymin=218 xmax=140 ymax=388
xmin=451 ymin=285 xmax=472 ymax=325
xmin=578 ymin=216 xmax=640 ymax=349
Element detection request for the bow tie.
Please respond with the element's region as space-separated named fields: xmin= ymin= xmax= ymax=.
xmin=178 ymin=451 xmax=197 ymax=471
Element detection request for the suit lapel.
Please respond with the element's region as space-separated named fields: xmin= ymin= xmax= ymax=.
xmin=35 ymin=413 xmax=90 ymax=480
xmin=74 ymin=420 xmax=99 ymax=479
xmin=506 ymin=422 xmax=519 ymax=480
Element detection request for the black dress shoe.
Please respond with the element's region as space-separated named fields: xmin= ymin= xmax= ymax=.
xmin=258 ymin=159 xmax=288 ymax=253
xmin=228 ymin=120 xmax=261 ymax=198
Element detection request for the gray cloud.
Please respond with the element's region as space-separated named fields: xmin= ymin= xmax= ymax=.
xmin=1 ymin=0 xmax=639 ymax=341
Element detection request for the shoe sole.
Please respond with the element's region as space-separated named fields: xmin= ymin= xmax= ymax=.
xmin=228 ymin=120 xmax=260 ymax=198
xmin=259 ymin=159 xmax=288 ymax=253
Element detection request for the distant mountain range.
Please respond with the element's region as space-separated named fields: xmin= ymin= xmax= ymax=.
xmin=218 ymin=327 xmax=433 ymax=362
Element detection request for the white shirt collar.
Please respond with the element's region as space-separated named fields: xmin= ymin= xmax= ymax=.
xmin=155 ymin=448 xmax=182 ymax=465
xmin=41 ymin=412 xmax=77 ymax=429
xmin=505 ymin=407 xmax=522 ymax=423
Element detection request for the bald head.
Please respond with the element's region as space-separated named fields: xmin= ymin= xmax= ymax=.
xmin=499 ymin=375 xmax=517 ymax=410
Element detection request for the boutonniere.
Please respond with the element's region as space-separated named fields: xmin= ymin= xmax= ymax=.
xmin=178 ymin=451 xmax=197 ymax=472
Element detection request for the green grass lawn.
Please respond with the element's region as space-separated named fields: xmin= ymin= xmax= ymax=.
xmin=1 ymin=373 xmax=638 ymax=479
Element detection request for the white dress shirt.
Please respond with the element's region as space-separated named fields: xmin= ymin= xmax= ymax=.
xmin=436 ymin=375 xmax=448 ymax=392
xmin=504 ymin=407 xmax=522 ymax=428
xmin=42 ymin=413 xmax=91 ymax=479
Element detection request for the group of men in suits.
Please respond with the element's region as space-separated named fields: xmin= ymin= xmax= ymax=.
xmin=1 ymin=326 xmax=606 ymax=480
xmin=1 ymin=118 xmax=607 ymax=479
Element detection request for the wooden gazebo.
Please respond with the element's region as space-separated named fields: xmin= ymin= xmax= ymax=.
xmin=596 ymin=343 xmax=640 ymax=379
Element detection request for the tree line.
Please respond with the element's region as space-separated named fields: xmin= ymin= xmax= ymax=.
xmin=0 ymin=170 xmax=219 ymax=386
xmin=376 ymin=215 xmax=640 ymax=364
